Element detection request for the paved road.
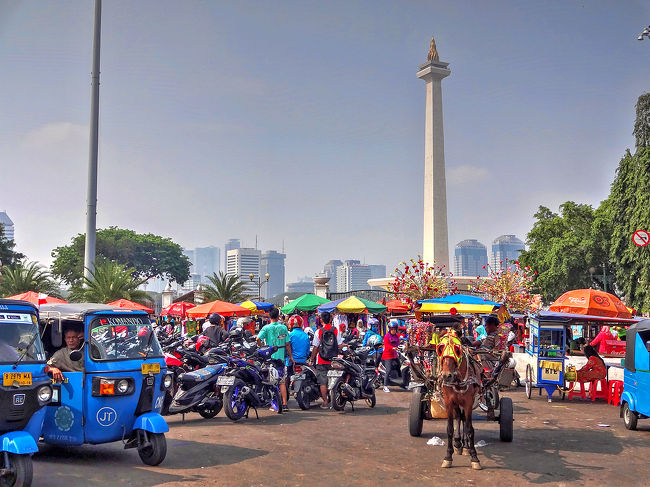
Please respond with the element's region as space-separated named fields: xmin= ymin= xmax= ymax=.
xmin=34 ymin=387 xmax=649 ymax=486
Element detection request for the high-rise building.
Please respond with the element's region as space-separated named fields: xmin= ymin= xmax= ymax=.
xmin=454 ymin=239 xmax=488 ymax=277
xmin=226 ymin=248 xmax=261 ymax=297
xmin=0 ymin=211 xmax=15 ymax=242
xmin=323 ymin=260 xmax=343 ymax=293
xmin=260 ymin=250 xmax=286 ymax=299
xmin=491 ymin=235 xmax=525 ymax=272
xmin=286 ymin=279 xmax=314 ymax=294
xmin=183 ymin=249 xmax=196 ymax=274
xmin=336 ymin=263 xmax=371 ymax=293
xmin=195 ymin=246 xmax=220 ymax=282
xmin=368 ymin=265 xmax=386 ymax=280
xmin=224 ymin=238 xmax=241 ymax=271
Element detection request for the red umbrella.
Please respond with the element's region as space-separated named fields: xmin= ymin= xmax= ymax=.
xmin=381 ymin=299 xmax=410 ymax=313
xmin=5 ymin=291 xmax=67 ymax=305
xmin=550 ymin=289 xmax=631 ymax=319
xmin=106 ymin=298 xmax=154 ymax=314
xmin=187 ymin=300 xmax=251 ymax=318
xmin=161 ymin=301 xmax=196 ymax=317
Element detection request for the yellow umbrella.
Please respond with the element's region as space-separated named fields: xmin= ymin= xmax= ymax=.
xmin=418 ymin=303 xmax=496 ymax=314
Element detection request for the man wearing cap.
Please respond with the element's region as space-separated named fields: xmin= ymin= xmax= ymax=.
xmin=257 ymin=307 xmax=292 ymax=411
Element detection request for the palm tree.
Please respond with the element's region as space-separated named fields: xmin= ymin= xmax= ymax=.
xmin=203 ymin=272 xmax=250 ymax=303
xmin=69 ymin=261 xmax=151 ymax=305
xmin=0 ymin=261 xmax=61 ymax=297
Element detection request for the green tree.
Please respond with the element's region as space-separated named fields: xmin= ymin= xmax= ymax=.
xmin=0 ymin=224 xmax=24 ymax=266
xmin=68 ymin=261 xmax=151 ymax=304
xmin=51 ymin=227 xmax=191 ymax=286
xmin=607 ymin=93 xmax=650 ymax=312
xmin=0 ymin=261 xmax=61 ymax=297
xmin=203 ymin=272 xmax=250 ymax=303
xmin=518 ymin=201 xmax=612 ymax=303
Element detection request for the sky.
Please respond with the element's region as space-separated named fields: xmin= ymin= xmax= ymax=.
xmin=1 ymin=1 xmax=649 ymax=284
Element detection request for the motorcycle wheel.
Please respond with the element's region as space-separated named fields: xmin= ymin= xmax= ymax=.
xmin=2 ymin=453 xmax=33 ymax=487
xmin=224 ymin=379 xmax=248 ymax=421
xmin=137 ymin=432 xmax=167 ymax=466
xmin=296 ymin=386 xmax=310 ymax=410
xmin=365 ymin=392 xmax=376 ymax=408
xmin=331 ymin=382 xmax=346 ymax=411
xmin=198 ymin=393 xmax=223 ymax=419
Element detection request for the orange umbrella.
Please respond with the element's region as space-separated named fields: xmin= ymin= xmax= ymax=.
xmin=550 ymin=289 xmax=632 ymax=319
xmin=106 ymin=298 xmax=154 ymax=314
xmin=5 ymin=291 xmax=67 ymax=305
xmin=380 ymin=299 xmax=410 ymax=313
xmin=187 ymin=300 xmax=251 ymax=318
xmin=161 ymin=301 xmax=196 ymax=317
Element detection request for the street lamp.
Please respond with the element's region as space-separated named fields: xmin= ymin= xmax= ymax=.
xmin=249 ymin=272 xmax=270 ymax=300
xmin=638 ymin=25 xmax=650 ymax=41
xmin=588 ymin=265 xmax=608 ymax=292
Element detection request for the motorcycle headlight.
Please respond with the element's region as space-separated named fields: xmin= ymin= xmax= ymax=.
xmin=37 ymin=384 xmax=52 ymax=403
xmin=116 ymin=379 xmax=130 ymax=394
xmin=163 ymin=373 xmax=173 ymax=390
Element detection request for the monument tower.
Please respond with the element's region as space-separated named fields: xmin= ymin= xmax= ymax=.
xmin=417 ymin=36 xmax=450 ymax=270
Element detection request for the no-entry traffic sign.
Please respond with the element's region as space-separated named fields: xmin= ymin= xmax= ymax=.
xmin=633 ymin=229 xmax=650 ymax=247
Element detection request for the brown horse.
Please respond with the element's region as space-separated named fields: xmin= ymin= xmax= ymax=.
xmin=437 ymin=331 xmax=482 ymax=470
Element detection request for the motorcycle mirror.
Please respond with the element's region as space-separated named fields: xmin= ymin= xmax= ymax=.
xmin=69 ymin=347 xmax=83 ymax=362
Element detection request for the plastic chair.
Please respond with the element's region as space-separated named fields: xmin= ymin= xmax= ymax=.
xmin=590 ymin=378 xmax=609 ymax=401
xmin=608 ymin=380 xmax=624 ymax=406
xmin=567 ymin=381 xmax=587 ymax=400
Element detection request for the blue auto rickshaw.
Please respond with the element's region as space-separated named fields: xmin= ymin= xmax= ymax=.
xmin=38 ymin=303 xmax=172 ymax=465
xmin=0 ymin=299 xmax=53 ymax=486
xmin=621 ymin=319 xmax=650 ymax=430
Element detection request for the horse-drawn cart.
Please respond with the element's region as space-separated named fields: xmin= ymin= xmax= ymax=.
xmin=406 ymin=315 xmax=514 ymax=443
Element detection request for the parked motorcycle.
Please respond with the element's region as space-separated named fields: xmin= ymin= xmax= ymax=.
xmin=328 ymin=345 xmax=378 ymax=411
xmin=219 ymin=342 xmax=283 ymax=420
xmin=166 ymin=356 xmax=228 ymax=418
xmin=291 ymin=362 xmax=321 ymax=410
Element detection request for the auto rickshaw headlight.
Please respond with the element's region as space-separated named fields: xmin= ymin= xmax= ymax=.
xmin=162 ymin=373 xmax=173 ymax=390
xmin=116 ymin=379 xmax=130 ymax=394
xmin=37 ymin=385 xmax=53 ymax=403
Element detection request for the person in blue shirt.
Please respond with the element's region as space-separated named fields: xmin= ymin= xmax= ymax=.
xmin=285 ymin=315 xmax=312 ymax=396
xmin=363 ymin=318 xmax=383 ymax=367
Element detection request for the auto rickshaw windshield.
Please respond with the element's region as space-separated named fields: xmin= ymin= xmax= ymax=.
xmin=0 ymin=314 xmax=46 ymax=363
xmin=89 ymin=315 xmax=163 ymax=361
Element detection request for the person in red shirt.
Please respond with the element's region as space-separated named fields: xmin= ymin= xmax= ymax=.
xmin=382 ymin=321 xmax=401 ymax=392
xmin=590 ymin=326 xmax=613 ymax=354
xmin=577 ymin=345 xmax=607 ymax=382
xmin=310 ymin=311 xmax=343 ymax=409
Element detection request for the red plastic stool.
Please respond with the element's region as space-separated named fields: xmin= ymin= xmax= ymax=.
xmin=567 ymin=381 xmax=587 ymax=400
xmin=590 ymin=378 xmax=609 ymax=401
xmin=608 ymin=380 xmax=624 ymax=406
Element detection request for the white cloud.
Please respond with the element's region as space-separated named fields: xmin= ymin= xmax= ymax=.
xmin=447 ymin=165 xmax=490 ymax=186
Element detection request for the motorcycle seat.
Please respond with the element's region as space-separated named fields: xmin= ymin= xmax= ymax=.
xmin=178 ymin=366 xmax=220 ymax=386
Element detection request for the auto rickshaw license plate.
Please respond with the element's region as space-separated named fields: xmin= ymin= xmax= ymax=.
xmin=141 ymin=363 xmax=160 ymax=375
xmin=3 ymin=372 xmax=32 ymax=386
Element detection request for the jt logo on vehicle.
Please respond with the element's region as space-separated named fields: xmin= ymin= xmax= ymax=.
xmin=96 ymin=407 xmax=118 ymax=427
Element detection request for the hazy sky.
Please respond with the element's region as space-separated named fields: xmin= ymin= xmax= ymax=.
xmin=1 ymin=1 xmax=649 ymax=283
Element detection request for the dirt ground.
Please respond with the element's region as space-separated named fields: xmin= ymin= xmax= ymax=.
xmin=34 ymin=387 xmax=649 ymax=486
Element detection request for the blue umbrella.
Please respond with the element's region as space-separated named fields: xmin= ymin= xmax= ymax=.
xmin=418 ymin=294 xmax=500 ymax=306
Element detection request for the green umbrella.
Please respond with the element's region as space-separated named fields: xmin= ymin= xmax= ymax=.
xmin=281 ymin=294 xmax=330 ymax=314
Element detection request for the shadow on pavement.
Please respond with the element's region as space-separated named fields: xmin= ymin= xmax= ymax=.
xmin=35 ymin=439 xmax=267 ymax=486
xmin=478 ymin=427 xmax=631 ymax=484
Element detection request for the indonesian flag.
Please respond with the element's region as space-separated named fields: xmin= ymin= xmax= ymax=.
xmin=38 ymin=293 xmax=49 ymax=305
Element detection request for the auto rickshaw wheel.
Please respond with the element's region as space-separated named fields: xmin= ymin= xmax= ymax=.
xmin=1 ymin=453 xmax=33 ymax=487
xmin=137 ymin=432 xmax=167 ymax=466
xmin=623 ymin=402 xmax=638 ymax=431
xmin=408 ymin=387 xmax=424 ymax=437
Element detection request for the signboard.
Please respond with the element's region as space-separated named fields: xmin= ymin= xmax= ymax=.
xmin=540 ymin=360 xmax=562 ymax=383
xmin=633 ymin=229 xmax=649 ymax=247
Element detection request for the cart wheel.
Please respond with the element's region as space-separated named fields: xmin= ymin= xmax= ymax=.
xmin=623 ymin=402 xmax=638 ymax=431
xmin=499 ymin=397 xmax=514 ymax=442
xmin=408 ymin=387 xmax=424 ymax=437
xmin=525 ymin=364 xmax=533 ymax=399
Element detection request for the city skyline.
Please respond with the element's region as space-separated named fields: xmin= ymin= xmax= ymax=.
xmin=2 ymin=2 xmax=649 ymax=283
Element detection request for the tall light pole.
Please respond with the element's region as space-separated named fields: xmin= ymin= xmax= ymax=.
xmin=84 ymin=0 xmax=102 ymax=281
xmin=249 ymin=273 xmax=270 ymax=301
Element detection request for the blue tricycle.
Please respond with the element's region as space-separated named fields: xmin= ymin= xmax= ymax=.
xmin=38 ymin=303 xmax=173 ymax=465
xmin=0 ymin=299 xmax=53 ymax=487
xmin=621 ymin=319 xmax=650 ymax=430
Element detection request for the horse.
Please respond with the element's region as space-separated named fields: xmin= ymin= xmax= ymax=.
xmin=437 ymin=331 xmax=483 ymax=470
